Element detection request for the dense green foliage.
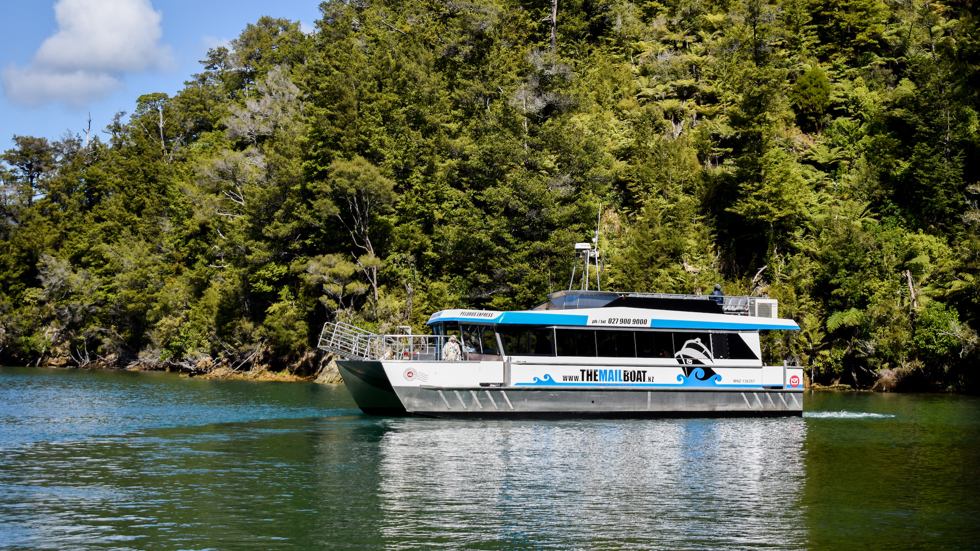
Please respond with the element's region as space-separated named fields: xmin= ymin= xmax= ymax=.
xmin=1 ymin=0 xmax=978 ymax=389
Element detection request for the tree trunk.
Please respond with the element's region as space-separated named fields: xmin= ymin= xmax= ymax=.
xmin=906 ymin=270 xmax=918 ymax=309
xmin=157 ymin=105 xmax=167 ymax=161
xmin=551 ymin=0 xmax=559 ymax=53
xmin=405 ymin=281 xmax=413 ymax=320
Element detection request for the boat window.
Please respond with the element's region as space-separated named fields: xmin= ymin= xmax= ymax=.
xmin=460 ymin=324 xmax=496 ymax=354
xmin=597 ymin=331 xmax=636 ymax=358
xmin=673 ymin=332 xmax=713 ymax=361
xmin=481 ymin=327 xmax=499 ymax=355
xmin=635 ymin=332 xmax=672 ymax=358
xmin=433 ymin=322 xmax=459 ymax=337
xmin=497 ymin=327 xmax=555 ymax=356
xmin=498 ymin=328 xmax=528 ymax=356
xmin=529 ymin=328 xmax=555 ymax=355
xmin=456 ymin=324 xmax=502 ymax=360
xmin=555 ymin=329 xmax=597 ymax=357
xmin=721 ymin=333 xmax=759 ymax=360
xmin=712 ymin=333 xmax=730 ymax=359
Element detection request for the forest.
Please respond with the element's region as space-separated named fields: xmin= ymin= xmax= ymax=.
xmin=1 ymin=0 xmax=978 ymax=390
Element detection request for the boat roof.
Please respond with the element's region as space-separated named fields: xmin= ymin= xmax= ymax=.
xmin=427 ymin=290 xmax=800 ymax=331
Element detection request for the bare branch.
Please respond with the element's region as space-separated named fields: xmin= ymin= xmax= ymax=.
xmin=380 ymin=18 xmax=409 ymax=35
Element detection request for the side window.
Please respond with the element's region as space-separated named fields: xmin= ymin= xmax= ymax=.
xmin=636 ymin=331 xmax=674 ymax=358
xmin=461 ymin=324 xmax=497 ymax=354
xmin=618 ymin=332 xmax=637 ymax=357
xmin=498 ymin=327 xmax=555 ymax=356
xmin=498 ymin=328 xmax=529 ymax=355
xmin=597 ymin=331 xmax=636 ymax=358
xmin=655 ymin=333 xmax=673 ymax=358
xmin=460 ymin=324 xmax=480 ymax=353
xmin=556 ymin=329 xmax=575 ymax=356
xmin=712 ymin=333 xmax=730 ymax=359
xmin=435 ymin=322 xmax=459 ymax=338
xmin=596 ymin=331 xmax=616 ymax=357
xmin=727 ymin=333 xmax=759 ymax=360
xmin=529 ymin=328 xmax=555 ymax=356
xmin=636 ymin=331 xmax=670 ymax=358
xmin=481 ymin=328 xmax=499 ymax=355
xmin=556 ymin=329 xmax=597 ymax=356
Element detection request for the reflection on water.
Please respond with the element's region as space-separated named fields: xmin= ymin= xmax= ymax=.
xmin=0 ymin=366 xmax=334 ymax=449
xmin=376 ymin=419 xmax=807 ymax=549
xmin=1 ymin=366 xmax=978 ymax=550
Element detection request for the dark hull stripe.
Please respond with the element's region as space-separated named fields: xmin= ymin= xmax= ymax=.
xmin=409 ymin=410 xmax=803 ymax=419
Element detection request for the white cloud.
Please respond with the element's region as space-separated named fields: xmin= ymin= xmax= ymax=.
xmin=1 ymin=0 xmax=173 ymax=108
xmin=1 ymin=66 xmax=123 ymax=108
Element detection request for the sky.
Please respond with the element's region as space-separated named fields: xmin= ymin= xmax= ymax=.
xmin=0 ymin=0 xmax=323 ymax=145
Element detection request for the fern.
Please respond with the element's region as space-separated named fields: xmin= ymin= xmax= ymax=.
xmin=827 ymin=308 xmax=863 ymax=332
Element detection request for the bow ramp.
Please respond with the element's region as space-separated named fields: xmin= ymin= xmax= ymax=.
xmin=318 ymin=323 xmax=445 ymax=361
xmin=317 ymin=322 xmax=389 ymax=360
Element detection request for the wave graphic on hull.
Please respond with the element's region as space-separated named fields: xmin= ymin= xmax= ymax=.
xmin=676 ymin=367 xmax=723 ymax=388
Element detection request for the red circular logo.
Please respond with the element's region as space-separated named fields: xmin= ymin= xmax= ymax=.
xmin=403 ymin=368 xmax=417 ymax=382
xmin=789 ymin=375 xmax=801 ymax=388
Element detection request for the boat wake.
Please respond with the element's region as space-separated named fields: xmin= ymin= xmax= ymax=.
xmin=804 ymin=411 xmax=896 ymax=419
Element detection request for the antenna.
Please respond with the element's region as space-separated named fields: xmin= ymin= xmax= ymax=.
xmin=595 ymin=203 xmax=602 ymax=291
xmin=568 ymin=203 xmax=604 ymax=291
xmin=593 ymin=202 xmax=601 ymax=246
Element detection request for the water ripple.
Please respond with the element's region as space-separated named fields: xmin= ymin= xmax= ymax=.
xmin=2 ymin=368 xmax=978 ymax=550
xmin=804 ymin=411 xmax=897 ymax=419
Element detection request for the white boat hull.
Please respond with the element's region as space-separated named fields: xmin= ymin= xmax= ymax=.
xmin=338 ymin=360 xmax=804 ymax=418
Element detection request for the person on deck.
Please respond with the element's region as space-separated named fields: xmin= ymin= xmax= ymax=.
xmin=710 ymin=283 xmax=725 ymax=306
xmin=442 ymin=335 xmax=462 ymax=361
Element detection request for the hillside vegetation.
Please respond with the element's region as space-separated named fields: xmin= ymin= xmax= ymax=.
xmin=1 ymin=0 xmax=978 ymax=390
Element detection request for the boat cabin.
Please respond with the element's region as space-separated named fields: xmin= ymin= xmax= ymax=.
xmin=426 ymin=290 xmax=792 ymax=366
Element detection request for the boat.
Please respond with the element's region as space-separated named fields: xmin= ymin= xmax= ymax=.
xmin=318 ymin=246 xmax=804 ymax=418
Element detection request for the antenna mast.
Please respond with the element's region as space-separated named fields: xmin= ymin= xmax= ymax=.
xmin=568 ymin=203 xmax=603 ymax=291
xmin=594 ymin=203 xmax=602 ymax=291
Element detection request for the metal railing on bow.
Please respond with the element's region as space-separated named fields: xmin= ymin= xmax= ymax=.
xmin=318 ymin=323 xmax=459 ymax=361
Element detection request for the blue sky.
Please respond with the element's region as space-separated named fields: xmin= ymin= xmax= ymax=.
xmin=0 ymin=0 xmax=323 ymax=146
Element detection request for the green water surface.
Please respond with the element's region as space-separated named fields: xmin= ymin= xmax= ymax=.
xmin=0 ymin=366 xmax=977 ymax=550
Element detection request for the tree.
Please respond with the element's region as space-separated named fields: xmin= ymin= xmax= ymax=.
xmin=319 ymin=156 xmax=398 ymax=304
xmin=0 ymin=3 xmax=978 ymax=388
xmin=132 ymin=93 xmax=190 ymax=164
xmin=810 ymin=0 xmax=887 ymax=60
xmin=303 ymin=254 xmax=369 ymax=322
xmin=0 ymin=166 xmax=17 ymax=236
xmin=790 ymin=67 xmax=830 ymax=131
xmin=224 ymin=65 xmax=302 ymax=146
xmin=228 ymin=17 xmax=311 ymax=94
xmin=728 ymin=148 xmax=812 ymax=254
xmin=1 ymin=136 xmax=56 ymax=207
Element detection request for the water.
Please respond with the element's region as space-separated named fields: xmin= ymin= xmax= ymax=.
xmin=0 ymin=366 xmax=977 ymax=550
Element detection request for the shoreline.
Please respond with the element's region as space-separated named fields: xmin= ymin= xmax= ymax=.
xmin=182 ymin=366 xmax=320 ymax=383
xmin=2 ymin=355 xmax=345 ymax=385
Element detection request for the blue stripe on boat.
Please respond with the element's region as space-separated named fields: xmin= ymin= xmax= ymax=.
xmin=428 ymin=312 xmax=798 ymax=330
